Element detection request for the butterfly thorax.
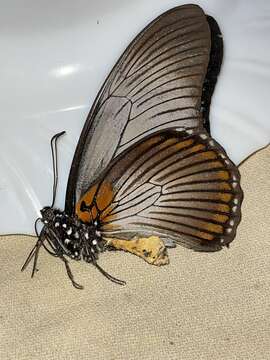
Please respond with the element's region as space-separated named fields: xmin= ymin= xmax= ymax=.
xmin=40 ymin=207 xmax=105 ymax=263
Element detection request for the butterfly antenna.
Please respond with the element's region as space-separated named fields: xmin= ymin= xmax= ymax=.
xmin=60 ymin=256 xmax=84 ymax=290
xmin=50 ymin=131 xmax=66 ymax=208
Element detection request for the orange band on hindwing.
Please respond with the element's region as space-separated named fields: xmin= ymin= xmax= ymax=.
xmin=76 ymin=181 xmax=115 ymax=223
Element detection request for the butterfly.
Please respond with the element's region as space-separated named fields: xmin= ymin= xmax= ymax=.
xmin=22 ymin=4 xmax=242 ymax=289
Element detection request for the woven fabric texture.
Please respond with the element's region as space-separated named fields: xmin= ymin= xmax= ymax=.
xmin=0 ymin=146 xmax=269 ymax=360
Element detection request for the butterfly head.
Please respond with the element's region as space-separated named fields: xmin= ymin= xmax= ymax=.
xmin=40 ymin=206 xmax=56 ymax=224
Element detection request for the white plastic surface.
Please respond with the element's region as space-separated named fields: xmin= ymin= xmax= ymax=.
xmin=0 ymin=0 xmax=269 ymax=234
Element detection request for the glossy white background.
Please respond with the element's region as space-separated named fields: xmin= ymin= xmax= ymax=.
xmin=0 ymin=0 xmax=269 ymax=234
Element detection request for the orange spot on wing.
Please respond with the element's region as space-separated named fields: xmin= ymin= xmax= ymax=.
xmin=101 ymin=215 xmax=114 ymax=225
xmin=76 ymin=184 xmax=98 ymax=222
xmin=180 ymin=143 xmax=206 ymax=157
xmin=96 ymin=182 xmax=114 ymax=211
xmin=76 ymin=181 xmax=116 ymax=223
xmin=217 ymin=204 xmax=230 ymax=213
xmin=76 ymin=203 xmax=98 ymax=223
xmin=203 ymin=222 xmax=223 ymax=234
xmin=76 ymin=207 xmax=90 ymax=223
xmin=217 ymin=171 xmax=230 ymax=180
xmin=192 ymin=144 xmax=206 ymax=152
xmin=200 ymin=150 xmax=217 ymax=160
xmin=219 ymin=193 xmax=233 ymax=202
xmin=143 ymin=135 xmax=164 ymax=148
xmin=193 ymin=220 xmax=224 ymax=235
xmin=212 ymin=214 xmax=229 ymax=223
xmin=82 ymin=184 xmax=98 ymax=204
xmin=210 ymin=161 xmax=224 ymax=168
xmin=218 ymin=182 xmax=231 ymax=191
xmin=196 ymin=231 xmax=214 ymax=241
xmin=91 ymin=205 xmax=98 ymax=220
xmin=175 ymin=138 xmax=194 ymax=150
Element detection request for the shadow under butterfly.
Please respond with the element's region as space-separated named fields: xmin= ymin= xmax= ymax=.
xmin=22 ymin=4 xmax=243 ymax=289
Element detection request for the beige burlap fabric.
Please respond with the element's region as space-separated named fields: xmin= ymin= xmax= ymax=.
xmin=0 ymin=146 xmax=269 ymax=360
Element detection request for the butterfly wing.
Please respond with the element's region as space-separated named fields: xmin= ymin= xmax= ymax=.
xmin=75 ymin=130 xmax=242 ymax=252
xmin=66 ymin=4 xmax=213 ymax=214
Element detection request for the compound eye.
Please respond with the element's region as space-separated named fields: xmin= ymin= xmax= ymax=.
xmin=40 ymin=206 xmax=55 ymax=223
xmin=41 ymin=206 xmax=50 ymax=212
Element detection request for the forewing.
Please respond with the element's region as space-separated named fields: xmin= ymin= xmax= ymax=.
xmin=76 ymin=130 xmax=243 ymax=252
xmin=66 ymin=4 xmax=211 ymax=213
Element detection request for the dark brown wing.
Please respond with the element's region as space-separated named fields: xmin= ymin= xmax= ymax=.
xmin=75 ymin=130 xmax=243 ymax=252
xmin=66 ymin=4 xmax=212 ymax=213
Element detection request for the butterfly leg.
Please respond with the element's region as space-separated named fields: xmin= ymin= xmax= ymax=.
xmin=60 ymin=255 xmax=84 ymax=290
xmin=105 ymin=236 xmax=169 ymax=266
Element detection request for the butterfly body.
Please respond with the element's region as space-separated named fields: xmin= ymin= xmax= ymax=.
xmin=40 ymin=207 xmax=104 ymax=263
xmin=23 ymin=205 xmax=126 ymax=288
